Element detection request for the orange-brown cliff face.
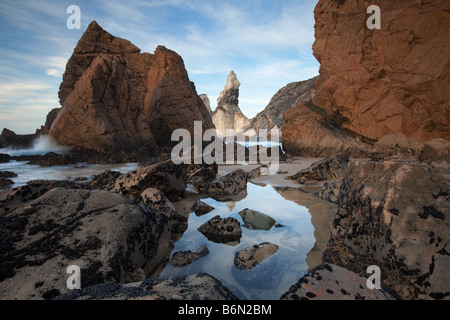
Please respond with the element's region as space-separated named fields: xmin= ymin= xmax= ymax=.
xmin=50 ymin=21 xmax=213 ymax=158
xmin=312 ymin=0 xmax=450 ymax=141
xmin=283 ymin=0 xmax=450 ymax=157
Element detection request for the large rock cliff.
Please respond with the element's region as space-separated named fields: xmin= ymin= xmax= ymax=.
xmin=50 ymin=21 xmax=214 ymax=160
xmin=282 ymin=0 xmax=450 ymax=157
xmin=313 ymin=0 xmax=450 ymax=141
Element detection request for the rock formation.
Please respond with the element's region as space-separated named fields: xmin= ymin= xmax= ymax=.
xmin=234 ymin=243 xmax=279 ymax=271
xmin=35 ymin=108 xmax=60 ymax=136
xmin=238 ymin=209 xmax=277 ymax=231
xmin=281 ymin=263 xmax=396 ymax=300
xmin=0 ymin=128 xmax=35 ymax=149
xmin=212 ymin=71 xmax=250 ymax=137
xmin=108 ymin=160 xmax=187 ymax=201
xmin=54 ymin=273 xmax=239 ymax=300
xmin=199 ymin=94 xmax=212 ymax=114
xmin=282 ymin=0 xmax=450 ymax=158
xmin=245 ymin=77 xmax=317 ymax=134
xmin=169 ymin=246 xmax=210 ymax=268
xmin=0 ymin=188 xmax=171 ymax=299
xmin=50 ymin=21 xmax=213 ymax=161
xmin=312 ymin=0 xmax=450 ymax=142
xmin=320 ymin=158 xmax=450 ymax=300
xmin=282 ymin=102 xmax=370 ymax=157
xmin=205 ymin=169 xmax=247 ymax=197
xmin=287 ymin=153 xmax=350 ymax=183
xmin=197 ymin=215 xmax=242 ymax=244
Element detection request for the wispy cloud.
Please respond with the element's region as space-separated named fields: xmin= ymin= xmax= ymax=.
xmin=0 ymin=0 xmax=319 ymax=132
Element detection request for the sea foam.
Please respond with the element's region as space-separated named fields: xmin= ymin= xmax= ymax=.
xmin=0 ymin=135 xmax=68 ymax=156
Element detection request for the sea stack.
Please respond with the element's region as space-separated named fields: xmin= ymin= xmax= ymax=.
xmin=211 ymin=71 xmax=250 ymax=137
xmin=50 ymin=21 xmax=214 ymax=161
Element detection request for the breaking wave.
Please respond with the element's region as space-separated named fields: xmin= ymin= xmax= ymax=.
xmin=0 ymin=135 xmax=68 ymax=156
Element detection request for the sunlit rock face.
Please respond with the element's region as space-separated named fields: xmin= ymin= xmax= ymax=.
xmin=312 ymin=0 xmax=450 ymax=142
xmin=51 ymin=21 xmax=214 ymax=158
xmin=282 ymin=0 xmax=450 ymax=158
xmin=212 ymin=71 xmax=250 ymax=137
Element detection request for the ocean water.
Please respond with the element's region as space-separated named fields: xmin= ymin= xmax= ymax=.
xmin=0 ymin=136 xmax=139 ymax=190
xmin=0 ymin=135 xmax=68 ymax=157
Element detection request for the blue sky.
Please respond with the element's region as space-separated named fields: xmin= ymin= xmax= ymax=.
xmin=0 ymin=0 xmax=319 ymax=134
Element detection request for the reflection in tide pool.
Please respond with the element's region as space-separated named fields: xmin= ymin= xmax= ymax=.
xmin=160 ymin=183 xmax=316 ymax=300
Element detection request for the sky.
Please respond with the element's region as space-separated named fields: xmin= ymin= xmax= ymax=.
xmin=0 ymin=0 xmax=320 ymax=134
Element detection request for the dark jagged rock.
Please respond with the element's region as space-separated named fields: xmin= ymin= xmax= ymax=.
xmin=198 ymin=215 xmax=242 ymax=244
xmin=234 ymin=243 xmax=279 ymax=271
xmin=205 ymin=169 xmax=247 ymax=197
xmin=88 ymin=170 xmax=122 ymax=190
xmin=108 ymin=160 xmax=187 ymax=201
xmin=288 ymin=153 xmax=349 ymax=183
xmin=0 ymin=188 xmax=171 ymax=300
xmin=280 ymin=263 xmax=397 ymax=300
xmin=0 ymin=153 xmax=11 ymax=163
xmin=0 ymin=171 xmax=18 ymax=178
xmin=192 ymin=200 xmax=215 ymax=216
xmin=0 ymin=128 xmax=35 ymax=149
xmin=27 ymin=152 xmax=74 ymax=167
xmin=35 ymin=108 xmax=60 ymax=136
xmin=0 ymin=179 xmax=14 ymax=187
xmin=54 ymin=273 xmax=239 ymax=300
xmin=169 ymin=245 xmax=210 ymax=268
xmin=322 ymin=159 xmax=450 ymax=299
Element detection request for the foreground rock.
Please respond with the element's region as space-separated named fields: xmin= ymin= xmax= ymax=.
xmin=0 ymin=188 xmax=171 ymax=300
xmin=0 ymin=171 xmax=18 ymax=178
xmin=0 ymin=179 xmax=14 ymax=187
xmin=234 ymin=243 xmax=279 ymax=271
xmin=321 ymin=159 xmax=450 ymax=299
xmin=55 ymin=273 xmax=239 ymax=300
xmin=205 ymin=169 xmax=247 ymax=198
xmin=238 ymin=209 xmax=276 ymax=231
xmin=88 ymin=170 xmax=122 ymax=190
xmin=288 ymin=153 xmax=349 ymax=183
xmin=192 ymin=200 xmax=215 ymax=216
xmin=280 ymin=264 xmax=397 ymax=300
xmin=140 ymin=188 xmax=177 ymax=219
xmin=108 ymin=160 xmax=186 ymax=201
xmin=169 ymin=246 xmax=210 ymax=268
xmin=27 ymin=152 xmax=74 ymax=167
xmin=198 ymin=216 xmax=242 ymax=244
xmin=186 ymin=164 xmax=218 ymax=192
